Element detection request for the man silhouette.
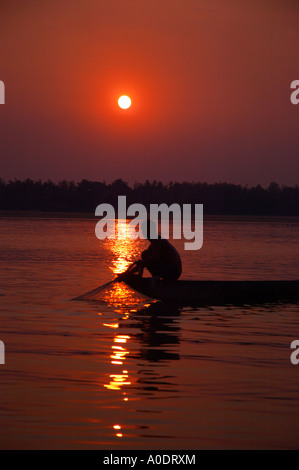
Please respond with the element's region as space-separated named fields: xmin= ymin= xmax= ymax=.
xmin=129 ymin=220 xmax=182 ymax=281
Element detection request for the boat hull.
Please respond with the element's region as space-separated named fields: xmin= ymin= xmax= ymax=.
xmin=122 ymin=274 xmax=299 ymax=305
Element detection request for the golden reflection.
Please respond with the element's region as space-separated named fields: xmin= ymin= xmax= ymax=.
xmin=110 ymin=335 xmax=131 ymax=365
xmin=104 ymin=219 xmax=142 ymax=275
xmin=103 ymin=331 xmax=132 ymax=391
xmin=114 ymin=338 xmax=127 ymax=344
xmin=100 ymin=275 xmax=182 ymax=442
xmin=101 ymin=223 xmax=149 ymax=439
xmin=102 ymin=277 xmax=145 ymax=306
xmin=113 ymin=424 xmax=123 ymax=437
xmin=101 ymin=219 xmax=148 ymax=306
xmin=104 ymin=372 xmax=131 ymax=390
xmin=103 ymin=314 xmax=133 ymax=440
xmin=103 ymin=323 xmax=119 ymax=329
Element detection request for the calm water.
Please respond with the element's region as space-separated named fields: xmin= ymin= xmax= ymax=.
xmin=0 ymin=216 xmax=299 ymax=449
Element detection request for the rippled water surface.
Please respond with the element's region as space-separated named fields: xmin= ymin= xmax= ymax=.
xmin=1 ymin=216 xmax=299 ymax=449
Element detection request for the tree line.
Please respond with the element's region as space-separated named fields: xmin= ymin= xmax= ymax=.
xmin=0 ymin=178 xmax=299 ymax=215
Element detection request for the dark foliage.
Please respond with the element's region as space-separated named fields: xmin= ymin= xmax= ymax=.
xmin=0 ymin=178 xmax=299 ymax=215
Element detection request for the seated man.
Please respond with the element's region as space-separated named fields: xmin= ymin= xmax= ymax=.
xmin=130 ymin=220 xmax=182 ymax=281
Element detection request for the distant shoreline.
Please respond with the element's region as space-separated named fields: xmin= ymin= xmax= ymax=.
xmin=1 ymin=179 xmax=299 ymax=216
xmin=1 ymin=210 xmax=299 ymax=223
xmin=0 ymin=210 xmax=95 ymax=219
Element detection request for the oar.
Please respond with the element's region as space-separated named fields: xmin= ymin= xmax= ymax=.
xmin=72 ymin=262 xmax=137 ymax=301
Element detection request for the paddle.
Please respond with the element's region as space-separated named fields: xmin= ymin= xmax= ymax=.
xmin=72 ymin=261 xmax=138 ymax=301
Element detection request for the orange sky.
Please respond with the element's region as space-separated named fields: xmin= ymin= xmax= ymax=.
xmin=0 ymin=0 xmax=299 ymax=185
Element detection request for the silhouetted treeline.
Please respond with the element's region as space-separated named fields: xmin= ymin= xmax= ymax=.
xmin=0 ymin=178 xmax=299 ymax=215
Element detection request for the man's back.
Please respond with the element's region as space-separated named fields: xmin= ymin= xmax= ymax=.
xmin=144 ymin=237 xmax=182 ymax=280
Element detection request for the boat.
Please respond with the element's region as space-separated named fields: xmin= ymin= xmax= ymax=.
xmin=122 ymin=273 xmax=299 ymax=305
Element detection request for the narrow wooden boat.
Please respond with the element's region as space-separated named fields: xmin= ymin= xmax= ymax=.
xmin=122 ymin=274 xmax=299 ymax=305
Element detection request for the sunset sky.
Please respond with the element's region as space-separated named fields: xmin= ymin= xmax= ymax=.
xmin=0 ymin=0 xmax=298 ymax=186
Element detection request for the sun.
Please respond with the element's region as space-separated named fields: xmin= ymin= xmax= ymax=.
xmin=118 ymin=95 xmax=132 ymax=109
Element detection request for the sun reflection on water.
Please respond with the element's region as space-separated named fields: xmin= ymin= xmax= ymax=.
xmin=101 ymin=223 xmax=146 ymax=439
xmin=101 ymin=254 xmax=144 ymax=435
xmin=103 ymin=326 xmax=133 ymax=438
xmin=101 ymin=219 xmax=147 ymax=307
xmin=103 ymin=219 xmax=143 ymax=275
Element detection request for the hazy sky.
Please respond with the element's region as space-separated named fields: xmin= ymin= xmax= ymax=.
xmin=0 ymin=0 xmax=298 ymax=185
